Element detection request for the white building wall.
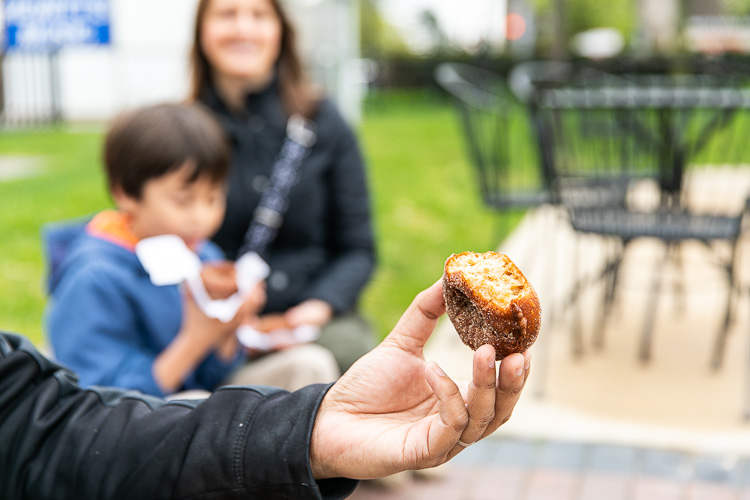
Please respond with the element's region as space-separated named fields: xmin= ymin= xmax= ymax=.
xmin=289 ymin=0 xmax=361 ymax=123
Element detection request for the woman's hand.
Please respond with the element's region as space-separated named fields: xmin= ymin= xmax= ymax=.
xmin=284 ymin=299 xmax=333 ymax=328
xmin=309 ymin=279 xmax=531 ymax=480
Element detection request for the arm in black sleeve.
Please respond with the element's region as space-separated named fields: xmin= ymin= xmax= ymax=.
xmin=0 ymin=333 xmax=357 ymax=500
xmin=305 ymin=108 xmax=376 ymax=313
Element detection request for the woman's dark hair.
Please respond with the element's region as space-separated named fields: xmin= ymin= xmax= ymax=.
xmin=188 ymin=0 xmax=319 ymax=118
xmin=104 ymin=103 xmax=230 ymax=199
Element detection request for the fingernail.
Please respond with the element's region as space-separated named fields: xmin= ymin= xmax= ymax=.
xmin=525 ymin=351 xmax=532 ymax=371
xmin=432 ymin=362 xmax=446 ymax=377
xmin=515 ymin=362 xmax=524 ymax=377
xmin=488 ymin=356 xmax=495 ymax=369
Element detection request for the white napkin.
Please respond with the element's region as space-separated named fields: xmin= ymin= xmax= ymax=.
xmin=135 ymin=235 xmax=202 ymax=286
xmin=135 ymin=235 xmax=269 ymax=322
xmin=236 ymin=324 xmax=321 ymax=351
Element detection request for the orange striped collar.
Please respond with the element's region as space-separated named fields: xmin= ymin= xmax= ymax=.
xmin=86 ymin=210 xmax=139 ymax=252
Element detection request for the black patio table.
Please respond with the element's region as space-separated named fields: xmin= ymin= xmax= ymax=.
xmin=534 ymin=75 xmax=750 ymax=202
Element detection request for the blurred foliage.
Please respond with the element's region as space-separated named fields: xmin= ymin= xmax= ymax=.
xmin=416 ymin=9 xmax=451 ymax=56
xmin=723 ymin=0 xmax=750 ymax=16
xmin=529 ymin=0 xmax=636 ymax=57
xmin=362 ymin=0 xmax=638 ymax=61
xmin=360 ymin=0 xmax=410 ymax=58
xmin=564 ymin=0 xmax=635 ymax=39
xmin=360 ymin=1 xmax=482 ymax=59
xmin=362 ymin=0 xmax=750 ymax=63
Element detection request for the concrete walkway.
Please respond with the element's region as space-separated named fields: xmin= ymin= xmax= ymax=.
xmin=353 ymin=166 xmax=750 ymax=499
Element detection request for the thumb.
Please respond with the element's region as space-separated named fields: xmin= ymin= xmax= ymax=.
xmin=386 ymin=278 xmax=445 ymax=354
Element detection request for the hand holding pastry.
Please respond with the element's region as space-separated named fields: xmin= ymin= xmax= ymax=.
xmin=310 ymin=279 xmax=531 ymax=479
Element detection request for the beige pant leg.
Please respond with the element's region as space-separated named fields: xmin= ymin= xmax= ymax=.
xmin=225 ymin=343 xmax=340 ymax=392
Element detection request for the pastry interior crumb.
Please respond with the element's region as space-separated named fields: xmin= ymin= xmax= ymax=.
xmin=447 ymin=253 xmax=527 ymax=310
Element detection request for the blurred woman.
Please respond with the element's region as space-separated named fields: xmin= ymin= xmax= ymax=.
xmin=189 ymin=0 xmax=376 ymax=372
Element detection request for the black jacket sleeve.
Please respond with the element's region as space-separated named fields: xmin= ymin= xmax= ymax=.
xmin=0 ymin=333 xmax=357 ymax=500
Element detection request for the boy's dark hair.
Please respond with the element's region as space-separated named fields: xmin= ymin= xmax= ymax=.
xmin=104 ymin=103 xmax=229 ymax=199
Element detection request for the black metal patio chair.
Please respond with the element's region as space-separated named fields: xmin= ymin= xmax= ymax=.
xmin=434 ymin=62 xmax=553 ymax=242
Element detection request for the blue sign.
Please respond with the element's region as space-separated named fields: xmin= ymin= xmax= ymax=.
xmin=4 ymin=0 xmax=110 ymax=52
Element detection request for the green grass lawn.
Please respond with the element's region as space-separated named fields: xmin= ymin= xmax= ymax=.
xmin=0 ymin=91 xmax=516 ymax=345
xmin=0 ymin=127 xmax=110 ymax=344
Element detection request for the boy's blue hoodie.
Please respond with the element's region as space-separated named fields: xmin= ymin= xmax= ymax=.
xmin=44 ymin=211 xmax=243 ymax=397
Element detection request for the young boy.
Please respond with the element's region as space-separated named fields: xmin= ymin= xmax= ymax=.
xmin=45 ymin=103 xmax=339 ymax=397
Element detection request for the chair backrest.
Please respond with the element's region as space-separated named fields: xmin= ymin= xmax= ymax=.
xmin=434 ymin=62 xmax=550 ymax=211
xmin=508 ymin=60 xmax=575 ymax=105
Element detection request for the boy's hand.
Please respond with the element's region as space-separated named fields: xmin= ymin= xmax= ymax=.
xmin=154 ymin=286 xmax=253 ymax=393
xmin=181 ymin=287 xmax=241 ymax=349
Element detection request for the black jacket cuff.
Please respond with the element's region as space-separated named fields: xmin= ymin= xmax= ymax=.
xmin=239 ymin=383 xmax=358 ymax=499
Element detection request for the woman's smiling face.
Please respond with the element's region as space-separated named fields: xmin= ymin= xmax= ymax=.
xmin=200 ymin=0 xmax=283 ymax=88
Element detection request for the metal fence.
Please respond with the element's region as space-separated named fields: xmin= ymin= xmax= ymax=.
xmin=1 ymin=51 xmax=62 ymax=128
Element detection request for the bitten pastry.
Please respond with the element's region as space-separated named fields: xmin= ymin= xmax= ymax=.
xmin=443 ymin=251 xmax=541 ymax=360
xmin=200 ymin=261 xmax=238 ymax=300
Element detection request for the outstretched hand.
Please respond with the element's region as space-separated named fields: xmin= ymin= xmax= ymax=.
xmin=309 ymin=279 xmax=531 ymax=480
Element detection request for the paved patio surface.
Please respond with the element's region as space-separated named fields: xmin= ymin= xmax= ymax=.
xmin=351 ymin=437 xmax=750 ymax=500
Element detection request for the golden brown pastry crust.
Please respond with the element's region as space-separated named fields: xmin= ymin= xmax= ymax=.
xmin=443 ymin=251 xmax=541 ymax=360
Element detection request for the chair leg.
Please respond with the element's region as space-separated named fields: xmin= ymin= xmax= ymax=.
xmin=711 ymin=286 xmax=736 ymax=371
xmin=591 ymin=241 xmax=613 ymax=351
xmin=593 ymin=239 xmax=624 ymax=351
xmin=570 ymin=234 xmax=585 ymax=358
xmin=639 ymin=244 xmax=669 ymax=363
xmin=710 ymin=242 xmax=740 ymax=370
xmin=670 ymin=243 xmax=686 ymax=314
